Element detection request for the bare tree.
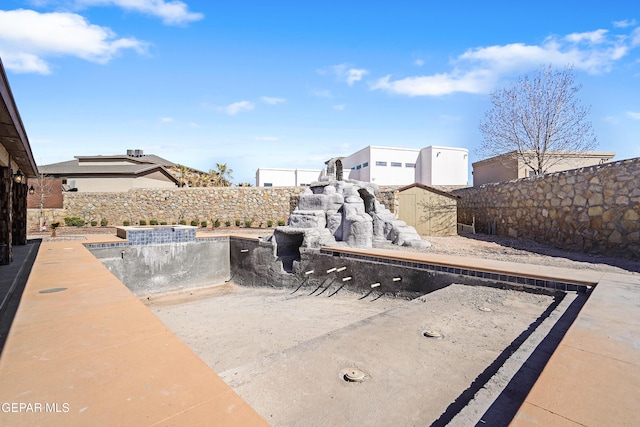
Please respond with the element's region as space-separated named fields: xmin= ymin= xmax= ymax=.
xmin=478 ymin=65 xmax=597 ymax=175
xmin=30 ymin=171 xmax=57 ymax=230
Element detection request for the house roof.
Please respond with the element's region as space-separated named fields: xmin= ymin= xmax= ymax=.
xmin=0 ymin=59 xmax=38 ymax=177
xmin=74 ymin=154 xmax=177 ymax=168
xmin=397 ymin=182 xmax=459 ymax=199
xmin=39 ymin=156 xmax=180 ymax=185
xmin=472 ymin=150 xmax=616 ymax=167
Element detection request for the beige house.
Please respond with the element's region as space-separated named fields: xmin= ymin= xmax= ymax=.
xmin=397 ymin=183 xmax=459 ymax=236
xmin=472 ymin=150 xmax=615 ymax=187
xmin=39 ymin=150 xmax=180 ymax=192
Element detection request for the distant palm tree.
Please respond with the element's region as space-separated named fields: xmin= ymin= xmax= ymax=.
xmin=212 ymin=163 xmax=233 ymax=187
xmin=170 ymin=165 xmax=192 ymax=187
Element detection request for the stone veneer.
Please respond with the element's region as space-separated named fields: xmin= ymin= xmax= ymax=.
xmin=28 ymin=186 xmax=398 ymax=230
xmin=454 ymin=157 xmax=640 ymax=258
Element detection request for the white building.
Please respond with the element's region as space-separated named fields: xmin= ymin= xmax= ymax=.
xmin=255 ymin=168 xmax=322 ymax=187
xmin=343 ymin=146 xmax=419 ymax=185
xmin=256 ymin=145 xmax=469 ymax=187
xmin=415 ymin=146 xmax=469 ymax=186
xmin=344 ymin=145 xmax=468 ymax=186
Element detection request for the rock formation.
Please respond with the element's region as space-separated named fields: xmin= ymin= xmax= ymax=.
xmin=277 ymin=179 xmax=431 ymax=249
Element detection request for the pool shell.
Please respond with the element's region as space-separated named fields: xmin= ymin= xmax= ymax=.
xmin=87 ymin=233 xmax=592 ymax=426
xmin=86 ymin=231 xmax=600 ymax=425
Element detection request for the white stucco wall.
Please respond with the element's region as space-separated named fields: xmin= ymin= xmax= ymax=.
xmin=295 ymin=169 xmax=322 ymax=186
xmin=417 ymin=146 xmax=468 ymax=186
xmin=255 ymin=168 xmax=322 ymax=186
xmin=343 ymin=146 xmax=419 ymax=185
xmin=343 ymin=146 xmax=371 ymax=181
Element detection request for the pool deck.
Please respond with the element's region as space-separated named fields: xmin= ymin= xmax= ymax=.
xmin=0 ymin=234 xmax=638 ymax=426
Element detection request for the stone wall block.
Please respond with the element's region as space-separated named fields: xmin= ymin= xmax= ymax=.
xmin=453 ymin=157 xmax=640 ymax=259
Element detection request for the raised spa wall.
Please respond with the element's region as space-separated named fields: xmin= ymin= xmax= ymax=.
xmin=88 ymin=227 xmax=587 ymax=298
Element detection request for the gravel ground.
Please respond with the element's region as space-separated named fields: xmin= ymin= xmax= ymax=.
xmin=30 ymin=226 xmax=640 ymax=275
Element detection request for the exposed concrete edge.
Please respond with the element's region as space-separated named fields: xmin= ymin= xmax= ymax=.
xmin=324 ymin=246 xmax=602 ymax=287
xmin=447 ymin=292 xmax=582 ymax=426
xmin=510 ymin=272 xmax=640 ymax=426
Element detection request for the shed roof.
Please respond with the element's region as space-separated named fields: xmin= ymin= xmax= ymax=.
xmin=397 ymin=183 xmax=459 ymax=199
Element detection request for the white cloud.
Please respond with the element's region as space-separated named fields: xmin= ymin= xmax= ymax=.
xmin=414 ymin=59 xmax=425 ymax=66
xmin=260 ymin=96 xmax=285 ymax=105
xmin=73 ymin=0 xmax=203 ymax=25
xmin=326 ymin=64 xmax=369 ymax=85
xmin=613 ymin=19 xmax=637 ymax=28
xmin=564 ymin=29 xmax=609 ymax=44
xmin=332 ymin=104 xmax=345 ymax=111
xmin=254 ymin=136 xmax=279 ymax=141
xmin=371 ymin=69 xmax=494 ymax=96
xmin=372 ymin=26 xmax=638 ymax=97
xmin=345 ymin=68 xmax=367 ymax=85
xmin=0 ymin=9 xmax=147 ymax=74
xmin=219 ymin=101 xmax=255 ymax=115
xmin=627 ymin=112 xmax=640 ymax=120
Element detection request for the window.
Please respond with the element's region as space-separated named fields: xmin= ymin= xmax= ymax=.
xmin=363 ymin=162 xmax=369 ymax=167
xmin=405 ymin=163 xmax=416 ymax=168
xmin=356 ymin=164 xmax=362 ymax=170
xmin=264 ymin=183 xmax=273 ymax=187
xmin=351 ymin=166 xmax=357 ymax=170
xmin=391 ymin=162 xmax=402 ymax=167
xmin=375 ymin=161 xmax=387 ymax=166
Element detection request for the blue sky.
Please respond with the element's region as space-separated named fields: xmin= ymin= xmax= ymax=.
xmin=1 ymin=1 xmax=639 ymax=185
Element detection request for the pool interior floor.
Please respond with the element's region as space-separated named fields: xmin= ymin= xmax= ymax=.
xmin=147 ymin=282 xmax=559 ymax=426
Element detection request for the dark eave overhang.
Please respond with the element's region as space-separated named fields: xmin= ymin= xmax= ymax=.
xmin=0 ymin=59 xmax=38 ymax=178
xmin=0 ymin=58 xmax=38 ymax=178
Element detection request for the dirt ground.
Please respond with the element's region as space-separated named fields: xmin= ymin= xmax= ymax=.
xmin=147 ymin=283 xmax=559 ymax=426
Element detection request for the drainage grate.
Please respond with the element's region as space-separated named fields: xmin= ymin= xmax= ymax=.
xmin=343 ymin=369 xmax=366 ymax=382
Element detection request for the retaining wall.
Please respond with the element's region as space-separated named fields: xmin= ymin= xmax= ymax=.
xmin=454 ymin=157 xmax=640 ymax=258
xmin=27 ymin=186 xmax=398 ymax=229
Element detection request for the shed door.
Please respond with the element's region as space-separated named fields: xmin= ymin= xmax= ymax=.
xmin=398 ymin=193 xmax=416 ymax=228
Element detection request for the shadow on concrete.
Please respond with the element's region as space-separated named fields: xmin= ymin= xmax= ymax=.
xmin=476 ymin=292 xmax=588 ymax=426
xmin=429 ymin=290 xmax=587 ymax=427
xmin=0 ymin=239 xmax=40 ymax=356
xmin=460 ymin=233 xmax=640 ymax=274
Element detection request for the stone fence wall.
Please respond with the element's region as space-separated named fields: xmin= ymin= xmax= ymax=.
xmin=27 ymin=185 xmax=399 ymax=229
xmin=453 ymin=157 xmax=640 ymax=258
